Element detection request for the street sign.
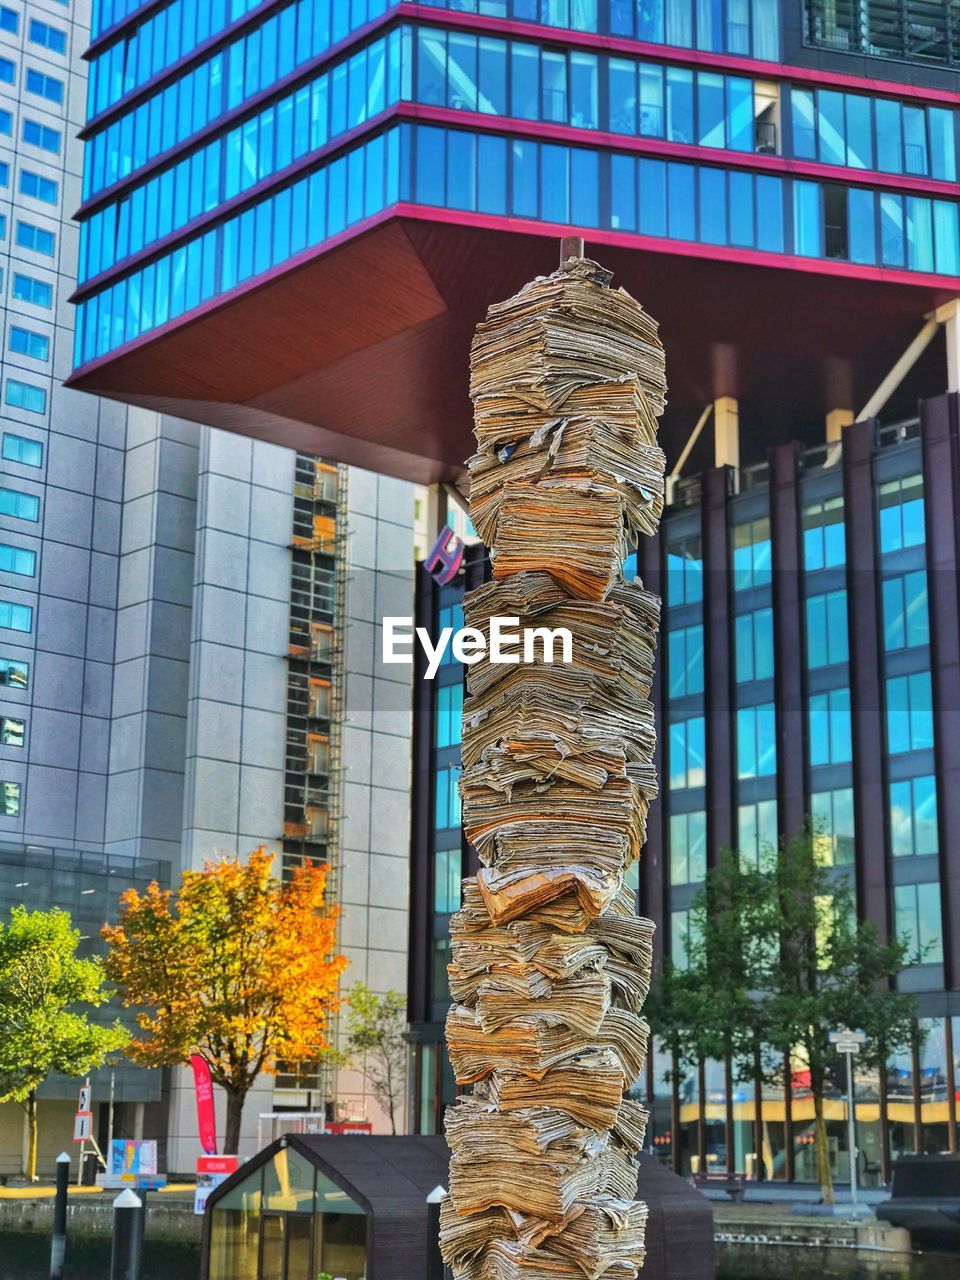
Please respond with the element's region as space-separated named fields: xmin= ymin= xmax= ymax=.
xmin=829 ymin=1029 xmax=866 ymax=1050
xmin=73 ymin=1112 xmax=93 ymax=1143
xmin=77 ymin=1085 xmax=91 ymax=1113
xmin=833 ymin=1039 xmax=861 ymax=1055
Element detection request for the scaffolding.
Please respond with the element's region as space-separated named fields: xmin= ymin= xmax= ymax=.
xmin=277 ymin=458 xmax=350 ymax=1112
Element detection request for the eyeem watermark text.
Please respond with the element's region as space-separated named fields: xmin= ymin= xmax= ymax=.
xmin=383 ymin=617 xmax=573 ymax=679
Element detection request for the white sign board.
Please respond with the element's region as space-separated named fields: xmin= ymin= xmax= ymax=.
xmin=833 ymin=1040 xmax=861 ymax=1055
xmin=77 ymin=1085 xmax=91 ymax=1113
xmin=829 ymin=1029 xmax=866 ymax=1046
xmin=73 ymin=1112 xmax=92 ymax=1142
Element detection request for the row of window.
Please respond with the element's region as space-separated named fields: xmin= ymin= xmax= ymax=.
xmin=724 ymin=476 xmax=923 ymax=597
xmin=84 ymin=0 xmax=400 ymax=198
xmin=670 ymin=574 xmax=926 ymax=693
xmin=417 ymin=24 xmax=767 ymax=147
xmin=90 ymin=0 xmax=269 ymax=108
xmin=0 ymin=13 xmax=66 ymax=52
xmin=416 ymin=23 xmax=960 ymax=184
xmin=81 ymin=26 xmax=408 ymax=281
xmin=792 ymin=86 xmax=956 ymax=183
xmin=77 ymin=125 xmax=960 ymax=367
xmin=672 ymin=878 xmax=945 ymax=967
xmin=417 ymin=0 xmax=781 ymax=59
xmin=77 ymin=125 xmax=405 ymax=365
xmin=0 ymin=55 xmax=64 ymax=102
xmin=669 ymin=671 xmax=934 ymax=787
xmin=794 ymin=180 xmax=959 ymax=276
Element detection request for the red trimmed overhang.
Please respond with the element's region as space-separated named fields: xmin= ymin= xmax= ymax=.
xmin=65 ymin=208 xmax=955 ymax=484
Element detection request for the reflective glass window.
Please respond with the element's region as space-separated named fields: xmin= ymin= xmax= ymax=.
xmin=670 ymin=810 xmax=707 ymax=885
xmin=890 ymin=775 xmax=938 ymax=857
xmin=735 ymin=607 xmax=774 ymax=682
xmin=886 ymin=672 xmax=934 ymax=755
xmin=894 ymin=882 xmax=944 ymax=965
xmin=808 ymin=687 xmax=852 ymax=766
xmin=883 ymin=570 xmax=929 ymax=651
xmin=737 ymin=702 xmax=776 ymax=778
xmin=811 ymin=787 xmax=854 ymax=866
xmin=668 ymin=624 xmax=705 ymax=697
xmin=805 ymin=590 xmax=848 ymax=668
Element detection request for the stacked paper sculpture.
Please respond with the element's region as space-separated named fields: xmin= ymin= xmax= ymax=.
xmin=440 ymin=252 xmax=668 ymax=1279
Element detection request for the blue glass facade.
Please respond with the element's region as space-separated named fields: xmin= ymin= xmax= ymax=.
xmin=74 ymin=0 xmax=960 ymax=376
xmin=412 ymin=415 xmax=960 ymax=1172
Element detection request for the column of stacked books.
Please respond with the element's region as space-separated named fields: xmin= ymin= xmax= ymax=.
xmin=439 ymin=255 xmax=668 ymax=1280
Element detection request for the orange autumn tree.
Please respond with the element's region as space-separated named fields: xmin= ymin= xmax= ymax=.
xmin=103 ymin=849 xmax=347 ymax=1153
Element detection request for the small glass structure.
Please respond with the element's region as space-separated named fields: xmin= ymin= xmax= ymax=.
xmin=207 ymin=1145 xmax=366 ymax=1280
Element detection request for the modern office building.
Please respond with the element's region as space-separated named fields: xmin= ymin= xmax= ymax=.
xmin=409 ymin=406 xmax=959 ymax=1186
xmin=67 ymin=0 xmax=960 ymax=1185
xmin=0 ymin=0 xmax=415 ymax=1176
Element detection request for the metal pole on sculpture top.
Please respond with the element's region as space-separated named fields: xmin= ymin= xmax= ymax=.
xmin=439 ymin=237 xmax=667 ymax=1277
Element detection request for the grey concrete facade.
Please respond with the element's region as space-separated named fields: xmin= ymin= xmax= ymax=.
xmin=0 ymin=0 xmax=416 ymax=1174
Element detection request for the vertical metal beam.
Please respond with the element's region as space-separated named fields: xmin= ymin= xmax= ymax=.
xmin=640 ymin=529 xmax=667 ymax=966
xmin=842 ymin=421 xmax=889 ymax=937
xmin=919 ymin=392 xmax=960 ymax=989
xmin=703 ymin=470 xmax=734 ymax=864
xmin=770 ymin=442 xmax=806 ymax=843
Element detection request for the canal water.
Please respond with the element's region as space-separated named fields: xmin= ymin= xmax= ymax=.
xmin=0 ymin=1231 xmax=201 ymax=1279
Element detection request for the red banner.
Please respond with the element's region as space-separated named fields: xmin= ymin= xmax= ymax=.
xmin=190 ymin=1055 xmax=218 ymax=1155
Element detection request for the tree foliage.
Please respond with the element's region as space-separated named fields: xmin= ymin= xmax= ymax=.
xmin=103 ymin=849 xmax=347 ymax=1152
xmin=0 ymin=906 xmax=129 ymax=1179
xmin=647 ymin=828 xmax=916 ymax=1202
xmin=344 ymin=982 xmax=408 ymax=1135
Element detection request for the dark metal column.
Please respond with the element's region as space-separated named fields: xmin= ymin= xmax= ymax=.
xmin=640 ymin=530 xmax=667 ymax=964
xmin=703 ymin=468 xmax=734 ymax=861
xmin=408 ymin=562 xmax=438 ymax=1031
xmin=770 ymin=442 xmax=806 ymax=840
xmin=919 ymin=393 xmax=960 ymax=989
xmin=842 ymin=420 xmax=889 ymax=936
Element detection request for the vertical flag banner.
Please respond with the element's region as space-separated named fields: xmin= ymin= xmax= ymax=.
xmin=191 ymin=1054 xmax=218 ymax=1155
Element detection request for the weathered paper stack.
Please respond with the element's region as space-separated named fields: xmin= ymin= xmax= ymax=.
xmin=441 ymin=254 xmax=667 ymax=1280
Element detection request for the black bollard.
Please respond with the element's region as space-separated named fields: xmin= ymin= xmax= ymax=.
xmin=426 ymin=1185 xmax=446 ymax=1280
xmin=49 ymin=1152 xmax=70 ymax=1280
xmin=110 ymin=1188 xmax=143 ymax=1280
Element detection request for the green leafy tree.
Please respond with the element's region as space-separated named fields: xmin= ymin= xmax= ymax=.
xmin=0 ymin=907 xmax=129 ymax=1180
xmin=761 ymin=828 xmax=915 ymax=1203
xmin=344 ymin=982 xmax=408 ymax=1135
xmin=649 ymin=829 xmax=916 ymax=1202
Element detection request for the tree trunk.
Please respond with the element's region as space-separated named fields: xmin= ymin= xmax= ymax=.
xmin=753 ymin=1040 xmax=764 ymax=1182
xmin=813 ymin=1089 xmax=834 ymax=1204
xmin=223 ymin=1087 xmax=245 ymax=1155
xmin=25 ymin=1090 xmax=38 ymax=1182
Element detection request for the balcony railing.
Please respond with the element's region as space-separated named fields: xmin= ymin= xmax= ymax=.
xmin=805 ymin=0 xmax=960 ymax=67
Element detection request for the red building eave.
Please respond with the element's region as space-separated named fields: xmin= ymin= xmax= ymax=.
xmin=66 ymin=208 xmax=956 ymax=484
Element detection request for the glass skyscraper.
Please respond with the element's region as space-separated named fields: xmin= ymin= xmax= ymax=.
xmin=71 ymin=0 xmax=960 ymax=1181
